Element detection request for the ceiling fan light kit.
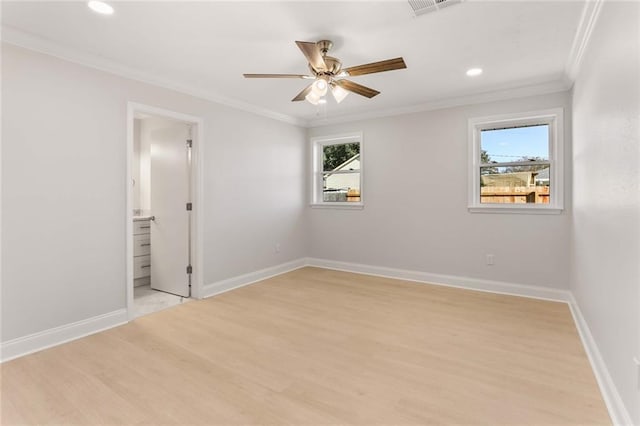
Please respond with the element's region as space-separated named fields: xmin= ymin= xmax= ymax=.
xmin=311 ymin=78 xmax=328 ymax=96
xmin=243 ymin=39 xmax=407 ymax=106
xmin=305 ymin=91 xmax=322 ymax=105
xmin=330 ymin=83 xmax=349 ymax=104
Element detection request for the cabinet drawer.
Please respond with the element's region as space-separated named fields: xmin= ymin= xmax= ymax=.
xmin=134 ymin=255 xmax=151 ymax=279
xmin=134 ymin=234 xmax=151 ymax=257
xmin=133 ymin=220 xmax=151 ymax=235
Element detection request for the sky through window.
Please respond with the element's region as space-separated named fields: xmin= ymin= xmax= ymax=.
xmin=481 ymin=125 xmax=549 ymax=162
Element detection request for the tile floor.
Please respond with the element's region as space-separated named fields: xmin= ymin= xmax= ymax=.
xmin=133 ymin=284 xmax=190 ymax=318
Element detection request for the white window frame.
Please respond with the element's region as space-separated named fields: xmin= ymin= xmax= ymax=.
xmin=468 ymin=108 xmax=564 ymax=214
xmin=310 ymin=131 xmax=364 ymax=209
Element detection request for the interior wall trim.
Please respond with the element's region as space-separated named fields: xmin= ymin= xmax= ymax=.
xmin=1 ymin=25 xmax=306 ymax=127
xmin=0 ymin=258 xmax=629 ymax=426
xmin=201 ymin=258 xmax=307 ymax=299
xmin=305 ymin=257 xmax=572 ymax=302
xmin=307 ymin=257 xmax=630 ymax=424
xmin=0 ymin=309 xmax=127 ymax=363
xmin=0 ymin=258 xmax=307 ymax=364
xmin=3 ymin=25 xmax=574 ymax=130
xmin=564 ymin=0 xmax=605 ymax=83
xmin=306 ymin=79 xmax=571 ymax=127
xmin=568 ymin=299 xmax=634 ymax=426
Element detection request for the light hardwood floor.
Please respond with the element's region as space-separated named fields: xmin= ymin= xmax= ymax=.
xmin=1 ymin=267 xmax=610 ymax=425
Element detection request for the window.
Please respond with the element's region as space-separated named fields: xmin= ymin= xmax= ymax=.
xmin=468 ymin=109 xmax=564 ymax=213
xmin=311 ymin=132 xmax=363 ymax=208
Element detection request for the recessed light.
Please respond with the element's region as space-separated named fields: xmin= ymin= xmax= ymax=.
xmin=88 ymin=1 xmax=114 ymax=15
xmin=466 ymin=68 xmax=483 ymax=77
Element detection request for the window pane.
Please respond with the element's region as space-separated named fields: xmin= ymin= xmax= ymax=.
xmin=480 ymin=124 xmax=549 ymax=164
xmin=480 ymin=165 xmax=550 ymax=204
xmin=323 ymin=142 xmax=360 ymax=172
xmin=323 ymin=172 xmax=360 ymax=202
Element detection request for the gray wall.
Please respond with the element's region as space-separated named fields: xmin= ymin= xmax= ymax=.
xmin=308 ymin=91 xmax=572 ymax=290
xmin=1 ymin=44 xmax=308 ymax=341
xmin=571 ymin=1 xmax=640 ymax=423
xmin=3 ymin=19 xmax=639 ymax=422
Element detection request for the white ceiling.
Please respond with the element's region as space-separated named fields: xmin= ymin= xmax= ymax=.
xmin=2 ymin=1 xmax=585 ymax=126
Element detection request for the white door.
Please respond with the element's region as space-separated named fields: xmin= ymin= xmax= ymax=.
xmin=148 ymin=117 xmax=191 ymax=297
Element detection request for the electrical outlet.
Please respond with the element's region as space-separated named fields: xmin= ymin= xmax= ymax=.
xmin=275 ymin=243 xmax=281 ymax=253
xmin=485 ymin=254 xmax=495 ymax=266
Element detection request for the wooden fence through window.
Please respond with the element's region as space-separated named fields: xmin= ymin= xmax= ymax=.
xmin=481 ymin=186 xmax=550 ymax=204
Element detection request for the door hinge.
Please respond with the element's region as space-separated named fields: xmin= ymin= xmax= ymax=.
xmin=186 ymin=265 xmax=193 ymax=274
xmin=186 ymin=139 xmax=193 ymax=148
xmin=186 ymin=202 xmax=192 ymax=211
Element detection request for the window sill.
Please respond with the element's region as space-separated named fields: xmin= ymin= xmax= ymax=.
xmin=310 ymin=203 xmax=364 ymax=210
xmin=468 ymin=205 xmax=563 ymax=215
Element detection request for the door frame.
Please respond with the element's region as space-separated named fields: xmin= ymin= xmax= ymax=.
xmin=125 ymin=102 xmax=204 ymax=320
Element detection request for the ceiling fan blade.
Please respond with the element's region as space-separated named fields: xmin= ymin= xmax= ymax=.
xmin=344 ymin=57 xmax=407 ymax=76
xmin=295 ymin=41 xmax=327 ymax=72
xmin=292 ymin=83 xmax=314 ymax=102
xmin=334 ymin=80 xmax=380 ymax=98
xmin=243 ymin=73 xmax=309 ymax=79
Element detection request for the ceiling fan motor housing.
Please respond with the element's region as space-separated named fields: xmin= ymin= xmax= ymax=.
xmin=310 ymin=56 xmax=342 ymax=76
xmin=306 ymin=40 xmax=342 ymax=77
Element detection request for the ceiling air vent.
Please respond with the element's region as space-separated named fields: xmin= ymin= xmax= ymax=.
xmin=408 ymin=0 xmax=463 ymax=17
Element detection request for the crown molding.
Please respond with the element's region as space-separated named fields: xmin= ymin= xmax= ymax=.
xmin=307 ymin=78 xmax=571 ymax=127
xmin=564 ymin=0 xmax=604 ymax=85
xmin=1 ymin=25 xmax=307 ymax=127
xmin=3 ymin=20 xmax=585 ymax=130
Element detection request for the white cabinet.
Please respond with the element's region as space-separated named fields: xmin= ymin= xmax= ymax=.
xmin=133 ymin=220 xmax=152 ymax=235
xmin=133 ymin=255 xmax=151 ymax=279
xmin=134 ymin=234 xmax=151 ymax=257
xmin=133 ymin=218 xmax=151 ymax=285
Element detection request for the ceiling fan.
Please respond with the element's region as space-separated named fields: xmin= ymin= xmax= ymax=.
xmin=243 ymin=40 xmax=407 ymax=105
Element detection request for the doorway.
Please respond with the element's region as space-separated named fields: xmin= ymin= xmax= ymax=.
xmin=126 ymin=103 xmax=203 ymax=320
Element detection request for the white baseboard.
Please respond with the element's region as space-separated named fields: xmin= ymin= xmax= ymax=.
xmin=305 ymin=257 xmax=629 ymax=424
xmin=202 ymin=258 xmax=307 ymax=299
xmin=305 ymin=257 xmax=572 ymax=302
xmin=569 ymin=300 xmax=633 ymax=426
xmin=2 ymin=258 xmax=628 ymax=426
xmin=1 ymin=309 xmax=128 ymax=363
